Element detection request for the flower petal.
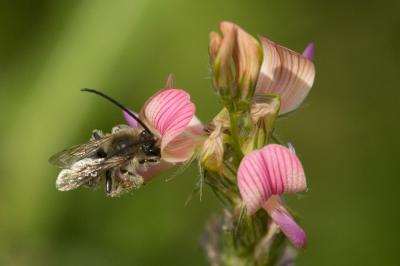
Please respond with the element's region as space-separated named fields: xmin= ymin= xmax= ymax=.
xmin=264 ymin=196 xmax=307 ymax=249
xmin=302 ymin=42 xmax=315 ymax=61
xmin=255 ymin=36 xmax=315 ymax=114
xmin=162 ymin=120 xmax=206 ymax=162
xmin=122 ymin=110 xmax=139 ymax=128
xmin=137 ymin=160 xmax=173 ymax=181
xmin=140 ymin=89 xmax=196 ymax=162
xmin=237 ymin=144 xmax=307 ymax=214
xmin=186 ymin=115 xmax=204 ymax=135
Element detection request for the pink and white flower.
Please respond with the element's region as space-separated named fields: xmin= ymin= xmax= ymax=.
xmin=209 ymin=21 xmax=315 ymax=115
xmin=237 ymin=144 xmax=307 ymax=248
xmin=123 ymin=88 xmax=205 ymax=179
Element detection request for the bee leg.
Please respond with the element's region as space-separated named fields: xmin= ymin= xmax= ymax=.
xmin=138 ymin=157 xmax=160 ymax=172
xmin=126 ymin=172 xmax=144 ymax=189
xmin=120 ymin=160 xmax=144 ymax=189
xmin=105 ymin=170 xmax=112 ymax=194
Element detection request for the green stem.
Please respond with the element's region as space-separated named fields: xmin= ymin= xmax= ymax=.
xmin=229 ymin=110 xmax=244 ymax=161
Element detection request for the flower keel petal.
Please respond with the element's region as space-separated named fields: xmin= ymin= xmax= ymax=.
xmin=264 ymin=196 xmax=307 ymax=249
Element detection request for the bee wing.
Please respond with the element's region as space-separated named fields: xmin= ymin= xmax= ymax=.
xmin=49 ymin=136 xmax=113 ymax=168
xmin=56 ymin=156 xmax=128 ymax=191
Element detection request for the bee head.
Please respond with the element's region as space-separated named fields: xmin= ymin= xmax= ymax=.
xmin=140 ymin=130 xmax=161 ymax=156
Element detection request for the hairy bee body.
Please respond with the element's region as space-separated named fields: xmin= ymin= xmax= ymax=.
xmin=50 ymin=125 xmax=161 ymax=197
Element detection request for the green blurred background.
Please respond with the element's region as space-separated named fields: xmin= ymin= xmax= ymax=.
xmin=0 ymin=0 xmax=399 ymax=265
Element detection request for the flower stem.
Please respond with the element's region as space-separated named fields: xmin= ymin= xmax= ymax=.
xmin=228 ymin=110 xmax=244 ymax=161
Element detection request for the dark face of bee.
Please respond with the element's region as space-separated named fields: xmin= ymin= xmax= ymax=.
xmin=139 ymin=130 xmax=160 ymax=156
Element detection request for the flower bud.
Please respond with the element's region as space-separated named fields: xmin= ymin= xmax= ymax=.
xmin=209 ymin=31 xmax=222 ymax=63
xmin=200 ymin=124 xmax=224 ymax=172
xmin=250 ymin=95 xmax=281 ymax=126
xmin=199 ymin=108 xmax=230 ymax=172
xmin=209 ymin=21 xmax=262 ymax=102
xmin=211 ymin=107 xmax=230 ymax=129
xmin=241 ymin=96 xmax=281 ymax=153
xmin=209 ymin=24 xmax=235 ymax=97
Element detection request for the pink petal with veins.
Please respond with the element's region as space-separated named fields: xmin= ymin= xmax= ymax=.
xmin=162 ymin=120 xmax=206 ymax=163
xmin=237 ymin=144 xmax=307 ymax=214
xmin=141 ymin=89 xmax=197 ymax=163
xmin=255 ymin=37 xmax=315 ymax=114
xmin=264 ymin=196 xmax=307 ymax=249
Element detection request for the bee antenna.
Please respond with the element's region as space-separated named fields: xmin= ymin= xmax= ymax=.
xmin=81 ymin=88 xmax=154 ymax=136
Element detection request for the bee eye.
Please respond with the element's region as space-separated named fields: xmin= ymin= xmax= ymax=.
xmin=150 ymin=146 xmax=160 ymax=155
xmin=142 ymin=143 xmax=160 ymax=156
xmin=139 ymin=130 xmax=152 ymax=141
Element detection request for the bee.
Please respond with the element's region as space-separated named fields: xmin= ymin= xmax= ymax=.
xmin=49 ymin=89 xmax=161 ymax=197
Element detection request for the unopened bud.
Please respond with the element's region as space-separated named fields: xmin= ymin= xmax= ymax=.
xmin=241 ymin=96 xmax=281 ymax=153
xmin=251 ymin=95 xmax=280 ymax=125
xmin=210 ymin=24 xmax=235 ymax=97
xmin=209 ymin=21 xmax=262 ymax=102
xmin=212 ymin=108 xmax=230 ymax=129
xmin=209 ymin=32 xmax=222 ymax=63
xmin=200 ymin=124 xmax=224 ymax=172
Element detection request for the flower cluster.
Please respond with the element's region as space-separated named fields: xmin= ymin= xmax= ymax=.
xmin=200 ymin=22 xmax=314 ymax=264
xmin=54 ymin=20 xmax=315 ymax=266
xmin=119 ymin=21 xmax=315 ymax=265
xmin=120 ymin=21 xmax=315 ymax=265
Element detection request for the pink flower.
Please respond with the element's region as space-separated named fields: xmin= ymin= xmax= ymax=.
xmin=255 ymin=37 xmax=315 ymax=114
xmin=210 ymin=21 xmax=315 ymax=115
xmin=123 ymin=88 xmax=205 ymax=166
xmin=237 ymin=144 xmax=307 ymax=248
